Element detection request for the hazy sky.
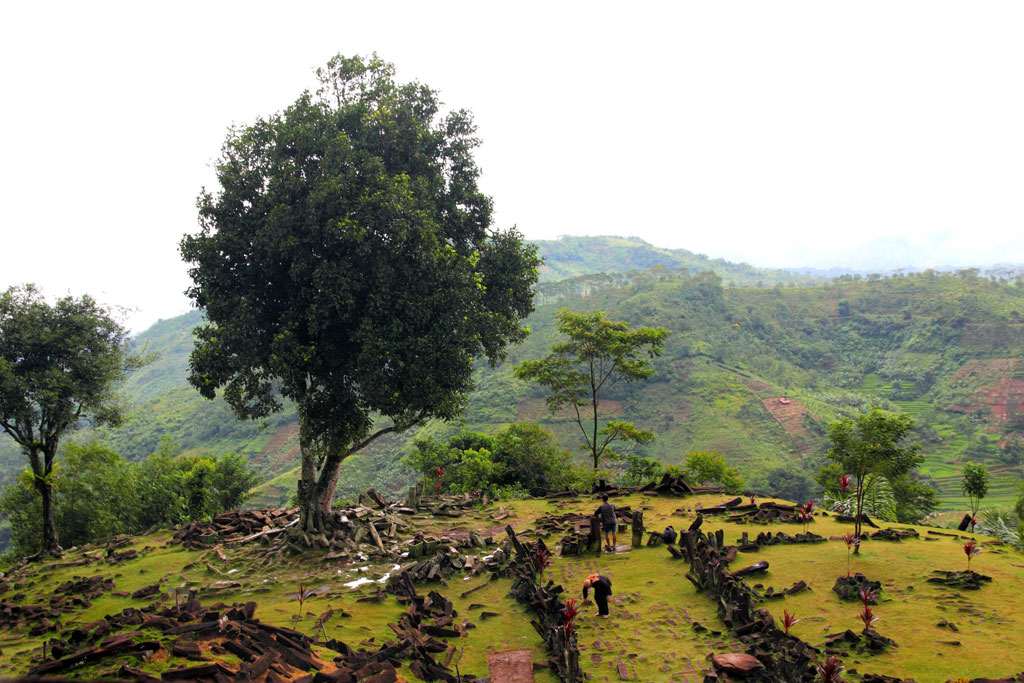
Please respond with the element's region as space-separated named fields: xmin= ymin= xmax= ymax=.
xmin=3 ymin=2 xmax=1023 ymax=331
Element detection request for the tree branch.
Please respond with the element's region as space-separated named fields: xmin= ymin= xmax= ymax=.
xmin=0 ymin=418 xmax=28 ymax=447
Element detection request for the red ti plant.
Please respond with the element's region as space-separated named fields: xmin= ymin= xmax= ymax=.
xmin=859 ymin=604 xmax=878 ymax=632
xmin=858 ymin=587 xmax=878 ymax=606
xmin=964 ymin=540 xmax=982 ymax=572
xmin=781 ymin=609 xmax=800 ymax=635
xmin=536 ymin=546 xmax=552 ymax=574
xmin=293 ymin=582 xmax=316 ymax=616
xmin=817 ymin=654 xmax=844 ymax=683
xmin=435 ymin=466 xmax=443 ymax=495
xmin=562 ymin=598 xmax=580 ymax=638
xmin=843 ymin=533 xmax=858 ymax=577
xmin=749 ymin=493 xmax=757 ymax=507
xmin=801 ymin=500 xmax=815 ymax=534
xmin=839 ymin=474 xmax=851 ymax=496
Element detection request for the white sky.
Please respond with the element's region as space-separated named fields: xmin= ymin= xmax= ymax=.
xmin=2 ymin=1 xmax=1023 ymax=331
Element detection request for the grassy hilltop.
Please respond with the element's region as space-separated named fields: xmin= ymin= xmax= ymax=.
xmin=0 ymin=490 xmax=1021 ymax=682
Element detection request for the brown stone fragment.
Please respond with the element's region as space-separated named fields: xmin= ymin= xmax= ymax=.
xmin=711 ymin=653 xmax=764 ymax=676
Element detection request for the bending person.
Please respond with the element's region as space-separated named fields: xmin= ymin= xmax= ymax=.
xmin=583 ymin=573 xmax=613 ymax=618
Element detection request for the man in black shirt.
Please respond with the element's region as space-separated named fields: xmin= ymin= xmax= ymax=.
xmin=596 ymin=494 xmax=617 ymax=551
xmin=583 ymin=573 xmax=613 ymax=618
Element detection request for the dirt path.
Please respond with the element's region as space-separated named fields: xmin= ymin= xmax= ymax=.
xmin=488 ymin=648 xmax=535 ymax=683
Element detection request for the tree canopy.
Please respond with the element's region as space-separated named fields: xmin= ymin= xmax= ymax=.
xmin=961 ymin=461 xmax=989 ymax=533
xmin=825 ymin=408 xmax=923 ymax=543
xmin=180 ymin=54 xmax=539 ymax=537
xmin=515 ymin=309 xmax=668 ymax=469
xmin=0 ymin=285 xmax=142 ymax=556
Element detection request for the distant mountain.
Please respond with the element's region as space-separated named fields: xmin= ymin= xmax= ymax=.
xmin=533 ymin=236 xmax=821 ymax=286
xmin=3 ymin=239 xmax=1023 ymax=518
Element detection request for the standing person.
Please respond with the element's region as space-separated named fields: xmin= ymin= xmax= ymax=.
xmin=596 ymin=494 xmax=617 ymax=551
xmin=583 ymin=573 xmax=613 ymax=618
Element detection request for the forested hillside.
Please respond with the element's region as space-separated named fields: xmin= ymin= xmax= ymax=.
xmin=533 ymin=236 xmax=822 ymax=285
xmin=3 ymin=240 xmax=1023 ymax=518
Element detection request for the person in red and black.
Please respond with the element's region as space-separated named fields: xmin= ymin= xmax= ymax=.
xmin=582 ymin=573 xmax=613 ymax=618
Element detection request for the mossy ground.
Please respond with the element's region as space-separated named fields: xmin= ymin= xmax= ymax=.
xmin=1 ymin=493 xmax=1022 ymax=682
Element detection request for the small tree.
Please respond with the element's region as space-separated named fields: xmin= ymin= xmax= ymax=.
xmin=515 ymin=309 xmax=668 ymax=469
xmin=0 ymin=285 xmax=143 ymax=557
xmin=961 ymin=461 xmax=989 ymax=534
xmin=825 ymin=408 xmax=922 ymax=551
xmin=683 ymin=450 xmax=744 ymax=493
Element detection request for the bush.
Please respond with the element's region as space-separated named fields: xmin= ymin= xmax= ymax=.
xmin=684 ymin=450 xmax=744 ymax=493
xmin=750 ymin=463 xmax=816 ymax=503
xmin=404 ymin=423 xmax=573 ymax=496
xmin=0 ymin=440 xmax=260 ymax=559
xmin=616 ymin=453 xmax=665 ymax=487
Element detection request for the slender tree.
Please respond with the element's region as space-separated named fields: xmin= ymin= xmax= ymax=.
xmin=961 ymin=461 xmax=989 ymax=534
xmin=180 ymin=54 xmax=538 ymax=539
xmin=515 ymin=309 xmax=668 ymax=469
xmin=0 ymin=285 xmax=142 ymax=557
xmin=825 ymin=408 xmax=922 ymax=551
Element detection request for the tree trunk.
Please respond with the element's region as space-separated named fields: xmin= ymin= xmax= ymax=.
xmin=316 ymin=453 xmax=345 ymax=518
xmin=35 ymin=479 xmax=62 ymax=557
xmin=297 ymin=429 xmax=319 ymax=535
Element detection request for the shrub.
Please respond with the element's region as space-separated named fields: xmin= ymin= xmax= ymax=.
xmin=683 ymin=451 xmax=744 ymax=493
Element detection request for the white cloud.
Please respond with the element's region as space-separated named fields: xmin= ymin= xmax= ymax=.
xmin=2 ymin=1 xmax=1022 ymax=331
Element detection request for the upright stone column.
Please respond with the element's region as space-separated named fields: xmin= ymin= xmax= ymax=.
xmin=631 ymin=510 xmax=645 ymax=548
xmin=589 ymin=516 xmax=603 ymax=554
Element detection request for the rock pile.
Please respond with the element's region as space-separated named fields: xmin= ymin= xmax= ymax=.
xmin=735 ymin=530 xmax=826 ymax=552
xmin=173 ymin=508 xmax=299 ymax=549
xmin=871 ymin=527 xmax=919 ymax=542
xmin=669 ymin=514 xmax=821 ymax=682
xmin=926 ymin=570 xmax=992 ymax=590
xmin=831 ymin=574 xmax=881 ymax=602
xmin=505 ymin=526 xmax=582 ymax=683
xmin=30 ymin=593 xmax=323 ymax=680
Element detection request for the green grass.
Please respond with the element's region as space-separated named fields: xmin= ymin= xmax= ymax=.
xmin=3 ymin=494 xmax=1023 ymax=680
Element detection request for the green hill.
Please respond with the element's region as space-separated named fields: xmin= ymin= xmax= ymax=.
xmin=3 ymin=241 xmax=1023 ymax=520
xmin=533 ymin=235 xmax=821 ymax=286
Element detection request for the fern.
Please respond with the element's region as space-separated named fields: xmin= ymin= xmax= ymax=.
xmin=825 ymin=474 xmax=897 ymax=521
xmin=977 ymin=509 xmax=1024 ymax=550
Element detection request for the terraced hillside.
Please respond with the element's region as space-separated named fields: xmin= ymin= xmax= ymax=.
xmin=3 ymin=251 xmax=1023 ymax=523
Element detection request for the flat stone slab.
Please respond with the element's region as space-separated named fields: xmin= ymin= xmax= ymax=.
xmin=712 ymin=652 xmax=764 ymax=676
xmin=488 ymin=648 xmax=534 ymax=683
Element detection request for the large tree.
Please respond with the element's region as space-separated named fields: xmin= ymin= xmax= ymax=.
xmin=0 ymin=285 xmax=140 ymax=556
xmin=825 ymin=408 xmax=923 ymax=548
xmin=180 ymin=54 xmax=538 ymax=539
xmin=515 ymin=309 xmax=669 ymax=469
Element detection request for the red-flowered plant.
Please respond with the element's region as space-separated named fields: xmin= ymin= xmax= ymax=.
xmin=964 ymin=540 xmax=982 ymax=572
xmin=562 ymin=598 xmax=580 ymax=637
xmin=843 ymin=533 xmax=858 ymax=577
xmin=801 ymin=500 xmax=816 ymax=534
xmin=817 ymin=654 xmax=844 ymax=683
xmin=435 ymin=466 xmax=443 ymax=495
xmin=782 ymin=609 xmax=800 ymax=634
xmin=294 ymin=582 xmax=316 ymax=615
xmin=839 ymin=474 xmax=851 ymax=495
xmin=859 ymin=604 xmax=878 ymax=632
xmin=536 ymin=546 xmax=552 ymax=573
